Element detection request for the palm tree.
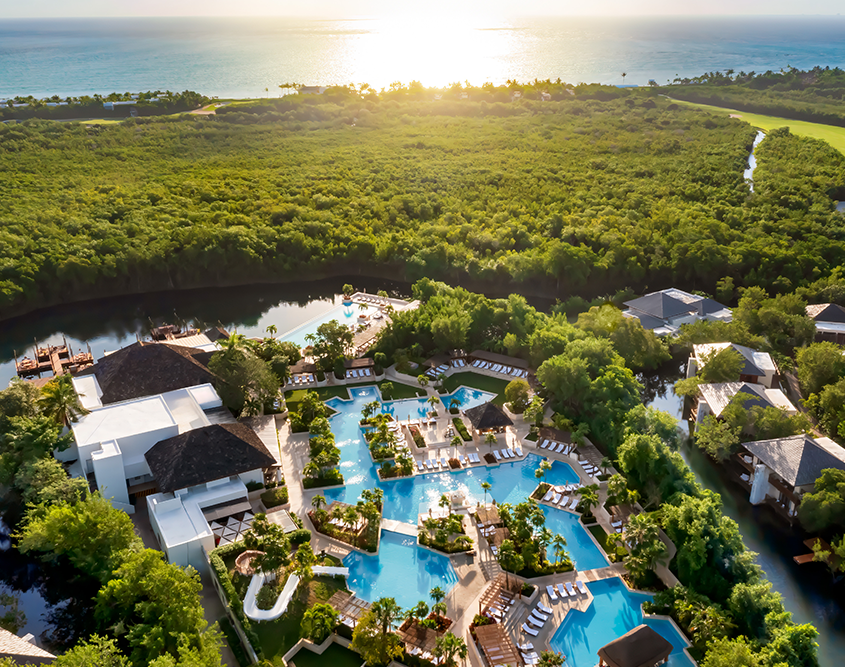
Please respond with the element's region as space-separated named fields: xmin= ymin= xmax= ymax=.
xmin=433 ymin=632 xmax=467 ymax=667
xmin=427 ymin=395 xmax=440 ymax=416
xmin=218 ymin=331 xmax=248 ymax=353
xmin=405 ymin=600 xmax=429 ymax=625
xmin=265 ymin=324 xmax=278 ymax=338
xmin=439 ymin=493 xmax=451 ymax=517
xmin=599 ymin=457 xmax=612 ymax=475
xmin=552 ymin=533 xmax=568 ymax=566
xmin=535 ymin=459 xmax=552 ymax=484
xmin=39 ymin=375 xmax=89 ymax=426
xmin=343 ymin=505 xmax=360 ymax=533
xmin=576 ymin=484 xmax=600 ymax=517
xmin=311 ymin=494 xmax=327 ymax=511
xmin=497 ymin=540 xmax=523 ymax=588
xmin=429 ymin=587 xmax=447 ymax=617
xmin=371 ymin=597 xmax=403 ymax=636
xmin=417 ymin=374 xmax=429 ymax=389
xmin=480 ymin=481 xmax=492 ymax=506
xmin=621 ymin=72 xmax=627 ymax=85
xmin=485 ymin=432 xmax=497 ymax=452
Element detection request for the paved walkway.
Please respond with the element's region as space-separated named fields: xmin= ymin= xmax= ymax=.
xmin=381 ymin=518 xmax=417 ymax=536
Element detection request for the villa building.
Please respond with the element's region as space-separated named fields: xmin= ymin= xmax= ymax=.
xmin=622 ymin=288 xmax=732 ymax=336
xmin=806 ymin=303 xmax=845 ymax=344
xmin=688 ymin=342 xmax=778 ymax=388
xmin=735 ymin=434 xmax=845 ymax=520
xmin=696 ymin=381 xmax=797 ymax=423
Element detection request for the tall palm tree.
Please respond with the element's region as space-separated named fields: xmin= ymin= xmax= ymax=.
xmin=621 ymin=72 xmax=627 ymax=85
xmin=371 ymin=597 xmax=403 ymax=636
xmin=39 ymin=375 xmax=89 ymax=426
xmin=480 ymin=481 xmax=492 ymax=506
xmin=552 ymin=534 xmax=568 ymax=566
xmin=485 ymin=432 xmax=497 ymax=452
xmin=265 ymin=324 xmax=277 ymax=338
xmin=311 ymin=494 xmax=327 ymax=511
xmin=427 ymin=395 xmax=440 ymax=416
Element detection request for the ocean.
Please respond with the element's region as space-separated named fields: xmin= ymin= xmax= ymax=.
xmin=1 ymin=15 xmax=845 ymax=99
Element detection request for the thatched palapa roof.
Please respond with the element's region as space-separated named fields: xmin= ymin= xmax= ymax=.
xmin=465 ymin=402 xmax=513 ymax=431
xmin=597 ymin=624 xmax=673 ymax=667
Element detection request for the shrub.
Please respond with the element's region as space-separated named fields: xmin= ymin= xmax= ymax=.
xmin=246 ymin=480 xmax=264 ymax=492
xmin=521 ymin=583 xmax=535 ymax=597
xmin=316 ymin=370 xmax=326 ymax=382
xmin=410 ymin=427 xmax=426 ymax=448
xmin=256 ymin=581 xmax=279 ymax=610
xmin=208 ymin=543 xmax=262 ymax=656
xmin=261 ymin=486 xmax=289 ymax=508
xmin=289 ymin=528 xmax=312 ymax=546
xmin=453 ymin=418 xmax=471 ymax=441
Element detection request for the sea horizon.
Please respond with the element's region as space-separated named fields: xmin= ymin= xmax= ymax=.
xmin=2 ymin=14 xmax=845 ymax=99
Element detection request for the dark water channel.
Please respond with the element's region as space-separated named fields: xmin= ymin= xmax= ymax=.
xmin=643 ymin=359 xmax=845 ymax=667
xmin=0 ymin=280 xmax=842 ymax=661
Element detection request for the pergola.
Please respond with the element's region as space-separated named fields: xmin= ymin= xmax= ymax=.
xmin=397 ymin=618 xmax=441 ymax=656
xmin=477 ymin=573 xmax=519 ymax=616
xmin=476 ymin=505 xmax=501 ymax=527
xmin=597 ymin=624 xmax=673 ymax=667
xmin=328 ymin=590 xmax=372 ymax=628
xmin=475 ymin=622 xmax=523 ymax=666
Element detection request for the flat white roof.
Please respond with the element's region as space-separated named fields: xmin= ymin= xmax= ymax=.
xmin=72 ymin=374 xmax=104 ymax=410
xmin=72 ymin=395 xmax=176 ymax=447
xmin=816 ymin=321 xmax=845 ymax=334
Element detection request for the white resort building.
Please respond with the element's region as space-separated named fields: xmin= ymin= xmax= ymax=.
xmin=688 ymin=342 xmax=779 ymax=388
xmin=695 ymin=381 xmax=797 ymax=423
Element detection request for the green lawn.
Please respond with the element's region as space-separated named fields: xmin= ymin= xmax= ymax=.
xmin=378 ymin=379 xmax=426 ymax=400
xmin=442 ymin=372 xmax=511 ymax=405
xmin=289 ymin=643 xmax=363 ymax=667
xmin=669 ymin=98 xmax=845 ymax=154
xmin=588 ymin=524 xmax=628 ymax=561
xmin=284 ymin=386 xmax=350 ymax=413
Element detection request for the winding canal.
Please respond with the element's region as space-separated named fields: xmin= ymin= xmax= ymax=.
xmin=0 ymin=282 xmax=842 ymax=664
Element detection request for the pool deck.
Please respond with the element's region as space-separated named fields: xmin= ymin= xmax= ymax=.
xmin=380 ymin=518 xmax=417 ymax=536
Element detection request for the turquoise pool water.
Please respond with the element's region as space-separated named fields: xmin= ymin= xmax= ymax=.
xmin=281 ymin=302 xmax=375 ymax=348
xmin=550 ymin=577 xmax=694 ymax=667
xmin=440 ymin=387 xmax=496 ymax=410
xmin=343 ymin=530 xmax=459 ymax=608
xmin=323 ymin=385 xmax=607 ymax=571
xmin=381 ymin=396 xmax=433 ymax=422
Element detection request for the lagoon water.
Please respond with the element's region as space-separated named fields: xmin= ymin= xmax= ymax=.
xmin=2 ymin=16 xmax=845 ymax=99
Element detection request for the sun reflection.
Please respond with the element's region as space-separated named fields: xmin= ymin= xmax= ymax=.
xmin=341 ymin=13 xmax=518 ymax=89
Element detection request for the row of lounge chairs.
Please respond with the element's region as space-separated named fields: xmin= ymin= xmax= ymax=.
xmin=538 ymin=439 xmax=575 ymax=455
xmin=405 ymin=646 xmax=442 ymax=664
xmin=470 ymin=360 xmax=529 ymax=378
xmin=521 ymin=600 xmax=556 ymax=638
xmin=519 ymin=642 xmax=539 ymax=666
xmin=491 ymin=447 xmax=523 ymax=461
xmin=541 ymin=483 xmax=586 ymax=511
xmin=346 ymin=368 xmax=373 ymax=379
xmin=579 ymin=459 xmax=600 ymax=477
xmin=415 ymin=452 xmax=483 ymax=473
xmin=291 ymin=374 xmax=315 ymax=385
xmin=482 ymin=589 xmax=516 ymax=622
xmin=545 ymin=580 xmax=589 ymax=602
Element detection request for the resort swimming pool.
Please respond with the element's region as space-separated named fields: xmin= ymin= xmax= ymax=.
xmin=323 ymin=385 xmax=608 ymax=571
xmin=549 ymin=578 xmax=694 ymax=667
xmin=281 ymin=301 xmax=376 ymax=348
xmin=343 ymin=530 xmax=459 ymax=609
xmin=440 ymin=387 xmax=497 ymax=410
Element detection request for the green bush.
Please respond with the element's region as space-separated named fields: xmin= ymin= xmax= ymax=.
xmin=261 ymin=486 xmax=289 ymax=508
xmin=289 ymin=528 xmax=311 ymax=546
xmin=453 ymin=418 xmax=471 ymax=441
xmin=208 ymin=543 xmax=262 ymax=657
xmin=410 ymin=428 xmax=426 ymax=448
xmin=246 ymin=480 xmax=265 ymax=493
xmin=256 ymin=581 xmax=279 ymax=610
xmin=521 ymin=583 xmax=535 ymax=597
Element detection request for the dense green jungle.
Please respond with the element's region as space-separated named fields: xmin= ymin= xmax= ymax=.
xmin=1 ymin=84 xmax=845 ymax=322
xmin=661 ymin=66 xmax=845 ymax=126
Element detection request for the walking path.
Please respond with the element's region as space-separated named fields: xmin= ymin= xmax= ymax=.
xmin=380 ymin=518 xmax=417 ymax=536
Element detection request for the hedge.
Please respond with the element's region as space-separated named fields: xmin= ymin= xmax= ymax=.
xmin=453 ymin=418 xmax=472 ymax=441
xmin=260 ymin=486 xmax=289 ymax=508
xmin=289 ymin=528 xmax=311 ymax=546
xmin=208 ymin=542 xmax=262 ymax=658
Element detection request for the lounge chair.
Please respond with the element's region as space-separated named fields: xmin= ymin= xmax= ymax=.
xmin=542 ymin=488 xmax=554 ymax=502
xmin=493 ymin=450 xmax=502 ymax=461
xmin=521 ymin=624 xmax=539 ymax=636
xmin=576 ymin=580 xmax=588 ymax=595
xmin=569 ymin=497 xmax=580 ymax=511
xmin=528 ymin=613 xmax=547 ymax=626
xmin=545 ymin=585 xmax=558 ymax=601
xmin=556 ymin=443 xmax=566 ymax=453
xmin=556 ymin=494 xmax=569 ymax=507
xmin=506 ymin=448 xmax=515 ymax=457
xmin=425 ymin=460 xmax=434 ymax=470
xmin=515 ymin=446 xmax=523 ymax=457
xmin=458 ymin=454 xmax=467 ymax=466
xmin=550 ymin=493 xmax=561 ymax=505
xmin=522 ymin=651 xmax=540 ymax=660
xmin=416 ymin=460 xmax=425 ymax=472
xmin=565 ymin=582 xmax=576 ymax=596
xmin=440 ymin=457 xmax=448 ymax=468
xmin=611 ymin=520 xmax=623 ymax=528
xmin=556 ymin=583 xmax=568 ymax=598
xmin=539 ymin=439 xmax=548 ymax=449
xmin=519 ymin=643 xmax=534 ymax=652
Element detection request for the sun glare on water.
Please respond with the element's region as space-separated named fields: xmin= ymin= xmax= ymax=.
xmin=339 ymin=11 xmax=519 ymax=89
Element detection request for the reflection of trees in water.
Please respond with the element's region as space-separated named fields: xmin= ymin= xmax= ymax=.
xmin=636 ymin=353 xmax=686 ymax=405
xmin=0 ymin=542 xmax=98 ymax=652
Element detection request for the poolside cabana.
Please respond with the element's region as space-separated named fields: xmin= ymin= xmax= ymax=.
xmin=475 ymin=621 xmax=523 ymax=666
xmin=538 ymin=426 xmax=572 ymax=446
xmin=397 ymin=618 xmax=441 ymax=657
xmin=328 ymin=590 xmax=372 ymax=629
xmin=423 ymin=353 xmax=453 ymax=370
xmin=597 ymin=624 xmax=673 ymax=667
xmin=465 ymin=402 xmax=513 ymax=434
xmin=476 ymin=505 xmax=501 ymax=527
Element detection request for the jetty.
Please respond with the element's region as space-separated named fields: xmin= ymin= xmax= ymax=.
xmin=15 ymin=338 xmax=93 ymax=379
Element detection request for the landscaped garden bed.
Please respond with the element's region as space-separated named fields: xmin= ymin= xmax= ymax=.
xmin=409 ymin=425 xmax=427 ymax=448
xmin=452 ymin=417 xmax=472 ymax=441
xmin=261 ymin=486 xmax=289 ymax=508
xmin=309 ymin=491 xmax=383 ymax=553
xmin=588 ymin=524 xmax=628 ymax=562
xmin=418 ymin=513 xmax=473 ymax=554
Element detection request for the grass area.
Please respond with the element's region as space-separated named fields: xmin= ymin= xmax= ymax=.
xmin=251 ymin=575 xmax=349 ymax=662
xmin=669 ymin=98 xmax=845 ymax=154
xmin=442 ymin=372 xmax=510 ymax=405
xmin=378 ymin=379 xmax=426 ymax=400
xmin=284 ymin=386 xmax=350 ymax=413
xmin=588 ymin=524 xmax=628 ymax=561
xmin=289 ymin=643 xmax=362 ymax=667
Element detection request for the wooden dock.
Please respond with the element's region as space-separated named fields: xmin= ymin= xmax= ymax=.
xmin=15 ymin=341 xmax=93 ymax=379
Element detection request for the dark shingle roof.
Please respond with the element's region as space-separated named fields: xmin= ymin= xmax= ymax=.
xmin=742 ymin=434 xmax=845 ymax=487
xmin=806 ymin=303 xmax=845 ymax=323
xmin=627 ymin=312 xmax=670 ymax=331
xmin=81 ymin=342 xmax=217 ymax=404
xmin=203 ymin=326 xmax=231 ymax=342
xmin=144 ymin=423 xmax=275 ymax=493
xmin=624 ymin=292 xmax=697 ymax=320
xmin=465 ymin=402 xmax=514 ymax=430
xmin=693 ymin=297 xmax=730 ymax=316
xmin=597 ymin=624 xmax=673 ymax=667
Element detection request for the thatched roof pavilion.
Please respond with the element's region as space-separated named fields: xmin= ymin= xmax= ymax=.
xmin=597 ymin=624 xmax=673 ymax=667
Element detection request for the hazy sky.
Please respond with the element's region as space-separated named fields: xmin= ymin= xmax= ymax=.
xmin=3 ymin=0 xmax=844 ymax=19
